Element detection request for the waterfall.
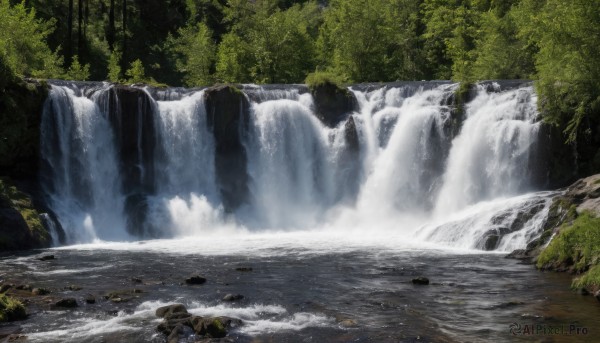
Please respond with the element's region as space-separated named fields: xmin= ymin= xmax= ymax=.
xmin=40 ymin=81 xmax=551 ymax=251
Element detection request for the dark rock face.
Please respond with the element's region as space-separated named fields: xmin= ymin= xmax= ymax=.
xmin=344 ymin=116 xmax=359 ymax=152
xmin=106 ymin=86 xmax=157 ymax=237
xmin=478 ymin=199 xmax=546 ymax=251
xmin=0 ymin=178 xmax=51 ymax=251
xmin=0 ymin=79 xmax=48 ymax=179
xmin=204 ymin=85 xmax=250 ymax=212
xmin=310 ymin=82 xmax=357 ymax=127
xmin=517 ymin=174 xmax=600 ymax=259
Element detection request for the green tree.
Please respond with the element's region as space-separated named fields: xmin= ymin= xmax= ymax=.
xmin=318 ymin=0 xmax=424 ymax=83
xmin=65 ymin=55 xmax=90 ymax=80
xmin=0 ymin=0 xmax=63 ymax=78
xmin=216 ymin=0 xmax=320 ymax=83
xmin=125 ymin=59 xmax=146 ymax=83
xmin=168 ymin=22 xmax=216 ymax=87
xmin=215 ymin=33 xmax=253 ymax=83
xmin=107 ymin=50 xmax=122 ymax=82
xmin=471 ymin=6 xmax=536 ymax=80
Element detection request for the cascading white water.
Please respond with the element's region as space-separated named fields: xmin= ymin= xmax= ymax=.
xmin=41 ymin=81 xmax=551 ymax=252
xmin=41 ymin=85 xmax=128 ymax=242
xmin=434 ymin=84 xmax=539 ymax=216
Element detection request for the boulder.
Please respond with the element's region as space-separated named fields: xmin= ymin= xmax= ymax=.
xmin=85 ymin=294 xmax=96 ymax=304
xmin=412 ymin=277 xmax=430 ymax=285
xmin=310 ymin=81 xmax=357 ymax=127
xmin=0 ymin=178 xmax=51 ymax=251
xmin=156 ymin=304 xmax=188 ymax=318
xmin=204 ymin=85 xmax=250 ymax=212
xmin=31 ymin=288 xmax=50 ymax=296
xmin=55 ymin=298 xmax=78 ymax=308
xmin=38 ymin=254 xmax=55 ymax=261
xmin=185 ymin=275 xmax=206 ymax=285
xmin=222 ymin=294 xmax=244 ymax=302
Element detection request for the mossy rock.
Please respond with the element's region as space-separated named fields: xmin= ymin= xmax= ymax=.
xmin=0 ymin=178 xmax=50 ymax=251
xmin=0 ymin=294 xmax=27 ymax=322
xmin=309 ymin=80 xmax=357 ymax=128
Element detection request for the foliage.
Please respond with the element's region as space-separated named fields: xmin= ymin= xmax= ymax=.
xmin=304 ymin=71 xmax=344 ymax=89
xmin=64 ymin=55 xmax=90 ymax=81
xmin=215 ymin=33 xmax=252 ymax=83
xmin=572 ymin=264 xmax=600 ymax=289
xmin=168 ymin=22 xmax=216 ymax=87
xmin=0 ymin=294 xmax=26 ymax=322
xmin=107 ymin=50 xmax=122 ymax=82
xmin=537 ymin=212 xmax=600 ymax=272
xmin=318 ymin=0 xmax=424 ymax=83
xmin=0 ymin=0 xmax=63 ymax=78
xmin=216 ymin=0 xmax=320 ymax=84
xmin=125 ymin=59 xmax=147 ymax=84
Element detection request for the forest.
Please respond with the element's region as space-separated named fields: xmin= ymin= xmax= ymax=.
xmin=1 ymin=0 xmax=599 ymax=139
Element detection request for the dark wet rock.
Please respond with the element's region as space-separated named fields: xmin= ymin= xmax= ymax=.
xmin=67 ymin=285 xmax=82 ymax=291
xmin=85 ymin=294 xmax=96 ymax=304
xmin=492 ymin=301 xmax=525 ymax=309
xmin=166 ymin=324 xmax=194 ymax=343
xmin=55 ymin=298 xmax=78 ymax=308
xmin=344 ymin=116 xmax=359 ymax=152
xmin=15 ymin=285 xmax=31 ymax=291
xmin=594 ymin=290 xmax=600 ymax=302
xmin=235 ymin=267 xmax=252 ymax=272
xmin=155 ymin=302 xmax=241 ymax=340
xmin=482 ymin=234 xmax=500 ymax=251
xmin=222 ymin=294 xmax=244 ymax=302
xmin=0 ymin=284 xmax=13 ymax=293
xmin=31 ymin=288 xmax=50 ymax=296
xmin=412 ymin=277 xmax=430 ymax=285
xmin=338 ymin=318 xmax=358 ymax=328
xmin=105 ymin=86 xmax=158 ymax=237
xmin=204 ymin=85 xmax=250 ymax=212
xmin=131 ymin=277 xmax=142 ymax=284
xmin=577 ymin=288 xmax=590 ymax=296
xmin=156 ymin=304 xmax=188 ymax=318
xmin=104 ymin=289 xmax=141 ymax=303
xmin=310 ymin=81 xmax=357 ymax=127
xmin=194 ymin=317 xmax=241 ymax=338
xmin=37 ymin=254 xmax=55 ymax=261
xmin=505 ymin=249 xmax=530 ymax=260
xmin=0 ymin=178 xmax=51 ymax=251
xmin=185 ymin=275 xmax=206 ymax=285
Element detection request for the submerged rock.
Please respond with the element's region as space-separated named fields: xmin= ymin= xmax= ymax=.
xmin=37 ymin=254 xmax=54 ymax=261
xmin=235 ymin=267 xmax=252 ymax=272
xmin=84 ymin=294 xmax=96 ymax=304
xmin=185 ymin=275 xmax=206 ymax=285
xmin=412 ymin=277 xmax=430 ymax=285
xmin=31 ymin=288 xmax=50 ymax=296
xmin=54 ymin=298 xmax=77 ymax=308
xmin=222 ymin=294 xmax=244 ymax=302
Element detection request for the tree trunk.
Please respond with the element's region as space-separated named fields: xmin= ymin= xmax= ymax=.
xmin=68 ymin=0 xmax=74 ymax=63
xmin=78 ymin=0 xmax=83 ymax=56
xmin=108 ymin=0 xmax=115 ymax=51
xmin=121 ymin=0 xmax=127 ymax=70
